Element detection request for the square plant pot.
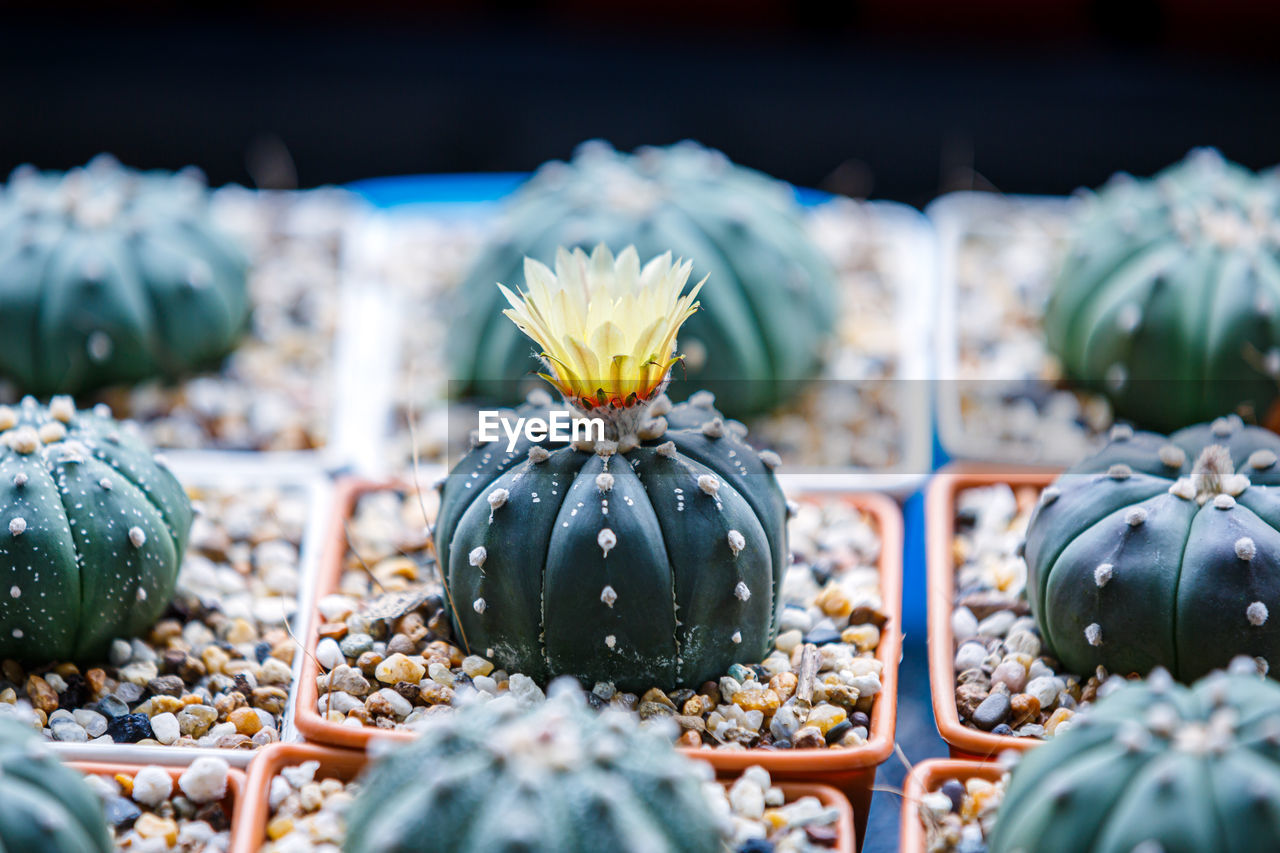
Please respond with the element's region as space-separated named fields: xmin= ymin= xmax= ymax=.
xmin=927 ymin=463 xmax=1067 ymax=760
xmin=344 ymin=189 xmax=935 ymax=494
xmin=295 ymin=478 xmax=902 ymax=846
xmin=929 ymin=191 xmax=1116 ymax=467
xmin=72 ymin=758 xmax=245 ymax=849
xmin=233 ymin=742 xmax=857 ymax=853
xmin=26 ymin=456 xmax=333 ymax=768
xmin=898 ymin=759 xmax=1004 ymax=853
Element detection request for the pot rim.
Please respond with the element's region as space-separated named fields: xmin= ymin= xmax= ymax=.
xmin=897 ymin=757 xmax=1004 ymax=853
xmin=295 ymin=478 xmax=902 ymax=775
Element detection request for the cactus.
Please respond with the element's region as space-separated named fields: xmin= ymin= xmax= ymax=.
xmin=343 ymin=682 xmax=728 ymax=853
xmin=0 ymin=154 xmax=250 ymax=396
xmin=1044 ymin=148 xmax=1280 ymax=432
xmin=0 ymin=717 xmax=113 ymax=852
xmin=991 ymin=662 xmax=1280 ymax=853
xmin=0 ymin=396 xmax=192 ymax=662
xmin=449 ymin=140 xmax=838 ymax=418
xmin=435 ymin=245 xmax=788 ymax=691
xmin=1024 ymin=414 xmax=1280 ymax=681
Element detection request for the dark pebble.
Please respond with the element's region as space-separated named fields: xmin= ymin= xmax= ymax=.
xmin=95 ymin=695 xmax=130 ymax=719
xmin=584 ymin=691 xmax=605 ymax=711
xmin=737 ymin=840 xmax=775 ymax=853
xmin=105 ymin=713 xmax=154 ymax=743
xmin=955 ymin=506 xmax=979 ymax=529
xmin=147 ymin=675 xmax=184 ymax=697
xmin=103 ymin=796 xmax=141 ymax=828
xmin=805 ymin=824 xmax=839 ymax=845
xmin=254 ymin=642 xmax=272 ymax=664
xmin=232 ymin=674 xmax=254 ymax=697
xmin=941 ymin=779 xmax=965 ymax=812
xmin=810 ymin=559 xmax=834 ymax=586
xmin=850 ymin=711 xmax=870 ymax=729
xmin=669 ymin=688 xmax=696 ymax=707
xmin=824 ymin=720 xmax=853 ymax=745
xmin=196 ymin=803 xmax=230 ymax=831
xmin=802 ymin=628 xmax=841 ymax=647
xmin=58 ymin=674 xmax=87 ymax=710
xmin=972 ymin=692 xmax=1011 ymax=731
xmin=991 ymin=724 xmax=1014 ymax=736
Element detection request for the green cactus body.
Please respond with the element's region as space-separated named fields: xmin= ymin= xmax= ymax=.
xmin=450 ymin=141 xmax=838 ymax=418
xmin=1024 ymin=414 xmax=1280 ymax=681
xmin=0 ymin=396 xmax=192 ymax=663
xmin=990 ymin=666 xmax=1280 ymax=853
xmin=343 ymin=685 xmax=727 ymax=853
xmin=1044 ymin=148 xmax=1280 ymax=432
xmin=0 ymin=155 xmax=250 ymax=396
xmin=434 ymin=391 xmax=788 ymax=692
xmin=0 ymin=718 xmax=113 ymax=852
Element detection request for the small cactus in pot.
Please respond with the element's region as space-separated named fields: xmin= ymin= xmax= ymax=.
xmin=1024 ymin=414 xmax=1280 ymax=681
xmin=435 ymin=244 xmax=789 ymax=691
xmin=991 ymin=661 xmax=1280 ymax=853
xmin=0 ymin=716 xmax=113 ymax=852
xmin=343 ymin=681 xmax=730 ymax=853
xmin=0 ymin=396 xmax=192 ymax=663
xmin=0 ymin=155 xmax=250 ymax=396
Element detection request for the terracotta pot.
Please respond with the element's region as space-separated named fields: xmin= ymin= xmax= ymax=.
xmin=295 ymin=478 xmax=902 ymax=849
xmin=926 ymin=462 xmax=1059 ymax=759
xmin=234 ymin=742 xmax=858 ymax=853
xmin=70 ymin=760 xmax=245 ymax=841
xmin=898 ymin=758 xmax=1004 ymax=853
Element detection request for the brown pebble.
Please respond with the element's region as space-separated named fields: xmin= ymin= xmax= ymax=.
xmin=681 ymin=695 xmax=713 ymax=716
xmin=229 ymin=707 xmax=263 ymax=735
xmin=252 ymin=687 xmax=289 ymax=715
xmin=356 ymin=651 xmax=384 ymax=678
xmin=1010 ymin=693 xmax=1040 ymax=726
xmin=698 ymin=681 xmax=721 ymax=706
xmin=318 ymin=622 xmax=348 ymax=640
xmin=769 ymin=672 xmax=798 ymax=703
xmin=85 ymin=668 xmax=107 ymax=697
xmin=215 ymin=734 xmax=255 ymax=749
xmin=678 ymin=730 xmax=703 ymax=748
xmin=386 ymin=634 xmax=416 ymax=656
xmin=956 ymin=592 xmax=1029 ymax=620
xmin=956 ymin=683 xmax=989 ymax=720
xmin=793 ymin=726 xmax=826 ymax=749
xmin=640 ymin=688 xmax=677 ymax=711
xmin=847 ymin=605 xmax=889 ymax=628
xmin=214 ymin=693 xmax=247 ymax=716
xmin=419 ymin=683 xmax=454 ymax=705
xmin=24 ymin=675 xmax=57 ymax=714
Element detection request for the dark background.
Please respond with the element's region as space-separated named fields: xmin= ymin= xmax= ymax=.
xmin=3 ymin=1 xmax=1279 ymax=206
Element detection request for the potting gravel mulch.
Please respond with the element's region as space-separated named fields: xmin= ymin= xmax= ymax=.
xmin=261 ymin=759 xmax=845 ymax=852
xmin=83 ymin=758 xmax=234 ymax=852
xmin=950 ymin=484 xmax=1135 ymax=740
xmin=313 ymin=487 xmax=888 ymax=752
xmin=0 ymin=187 xmax=362 ymax=454
xmin=917 ymin=767 xmax=1010 ymax=853
xmin=0 ymin=481 xmax=309 ymax=750
xmin=362 ymin=198 xmax=920 ymax=472
xmin=949 ymin=196 xmax=1115 ymax=463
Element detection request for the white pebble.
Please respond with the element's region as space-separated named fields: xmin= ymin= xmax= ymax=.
xmin=316 ymin=638 xmax=343 ymax=671
xmin=150 ymin=712 xmax=180 ymax=745
xmin=178 ymin=757 xmax=230 ymax=804
xmin=131 ymin=766 xmax=173 ymax=807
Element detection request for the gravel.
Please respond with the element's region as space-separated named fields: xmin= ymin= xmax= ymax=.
xmin=313 ymin=487 xmax=888 ymax=752
xmin=919 ymin=766 xmax=1011 ymax=853
xmin=0 ymin=482 xmax=309 ymax=751
xmin=83 ymin=761 xmax=233 ymax=852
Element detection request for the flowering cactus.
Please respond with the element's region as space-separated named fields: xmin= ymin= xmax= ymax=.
xmin=435 ymin=245 xmax=788 ymax=690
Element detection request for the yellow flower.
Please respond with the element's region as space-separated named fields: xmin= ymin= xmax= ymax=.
xmin=499 ymin=244 xmax=704 ymax=410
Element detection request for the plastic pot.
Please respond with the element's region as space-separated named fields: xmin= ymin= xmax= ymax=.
xmin=898 ymin=758 xmax=1003 ymax=853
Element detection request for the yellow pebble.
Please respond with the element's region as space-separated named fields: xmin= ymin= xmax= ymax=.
xmin=733 ymin=688 xmax=781 ymax=715
xmin=151 ymin=696 xmax=183 ymax=715
xmin=114 ymin=774 xmax=134 ymax=796
xmin=202 ymin=646 xmax=231 ymax=675
xmin=1045 ymin=707 xmax=1075 ymax=736
xmin=806 ymin=705 xmax=848 ymax=735
xmin=841 ymin=624 xmax=880 ymax=652
xmin=135 ymin=813 xmax=179 ymax=846
xmin=814 ymin=583 xmax=852 ymax=620
xmin=229 ymin=707 xmax=263 ymax=736
xmin=762 ymin=809 xmax=787 ymax=830
xmin=266 ymin=816 xmax=294 ymax=840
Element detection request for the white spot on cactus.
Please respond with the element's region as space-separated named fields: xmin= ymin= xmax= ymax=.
xmin=656 ymin=441 xmax=677 ymax=459
xmin=1040 ymin=486 xmax=1060 ymax=506
xmin=1224 ymin=474 xmax=1251 ymax=496
xmin=1169 ymin=478 xmax=1196 ymax=500
xmin=128 ymin=527 xmax=147 ymax=548
xmin=697 ymin=475 xmax=720 ymax=496
xmin=528 ymin=446 xmax=550 ymax=464
xmin=99 ymin=478 xmax=113 ymax=491
xmin=595 ymin=473 xmax=615 ymax=492
xmin=1236 ymin=537 xmax=1257 ymax=561
xmin=1109 ymin=424 xmax=1133 ymax=442
xmin=8 ymin=517 xmax=26 ymax=537
xmin=11 ymin=473 xmax=26 ymax=488
xmin=487 ymin=489 xmax=509 ymax=511
xmin=638 ymin=417 xmax=668 ymax=441
xmin=11 ymin=629 xmax=21 ymax=640
xmin=1213 ymin=494 xmax=1236 ymax=510
xmin=8 ymin=586 xmax=18 ymax=599
xmin=600 ymin=586 xmax=617 ymax=607
xmin=727 ymin=530 xmax=746 ymax=556
xmin=7 ymin=428 xmax=38 ymax=455
xmin=1115 ymin=304 xmax=1141 ymax=333
xmin=49 ymin=396 xmax=75 ymax=423
xmin=605 ymin=635 xmax=617 ymax=649
xmin=649 ymin=395 xmax=673 ymax=416
xmin=1251 ymin=449 xmax=1280 ymax=470
xmin=469 ymin=546 xmax=487 ymax=568
xmin=1249 ymin=601 xmax=1270 ymax=626
xmin=731 ymin=631 xmax=742 ymax=644
xmin=689 ymin=391 xmax=715 ymax=408
xmin=1094 ymin=563 xmax=1114 ymax=587
xmin=473 ymin=598 xmax=487 ymax=614
xmin=87 ymin=331 xmax=113 ymax=362
xmin=1108 ymin=464 xmax=1132 ymax=480
xmin=0 ymin=407 xmax=14 ymax=431
xmin=1145 ymin=705 xmax=1178 ymax=737
xmin=1211 ymin=417 xmax=1237 ymax=437
xmin=38 ymin=422 xmax=66 ymax=444
xmin=92 ymin=403 xmax=112 ymax=419
xmin=595 ymin=440 xmax=618 ymax=458
xmin=137 ymin=588 xmax=147 ymax=602
xmin=598 ymin=528 xmax=616 ymax=556
xmin=734 ymin=581 xmax=751 ymax=602
xmin=1085 ymin=623 xmax=1103 ymax=646
xmin=1106 ymin=363 xmax=1127 ymax=391
xmin=759 ymin=450 xmax=781 ymax=470
xmin=701 ymin=419 xmax=725 ymax=439
xmin=1125 ymin=507 xmax=1148 ymax=526
xmin=1159 ymin=445 xmax=1187 ymax=469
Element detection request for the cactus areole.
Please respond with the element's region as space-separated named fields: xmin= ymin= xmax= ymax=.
xmin=1045 ymin=149 xmax=1280 ymax=432
xmin=0 ymin=155 xmax=250 ymax=396
xmin=435 ymin=245 xmax=789 ymax=691
xmin=1025 ymin=415 xmax=1280 ymax=682
xmin=0 ymin=718 xmax=114 ymax=852
xmin=343 ymin=683 xmax=727 ymax=853
xmin=991 ymin=664 xmax=1280 ymax=853
xmin=0 ymin=396 xmax=192 ymax=663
